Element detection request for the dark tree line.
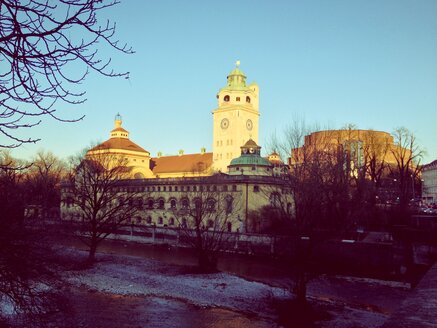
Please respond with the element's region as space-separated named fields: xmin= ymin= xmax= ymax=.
xmin=0 ymin=1 xmax=131 ymax=325
xmin=0 ymin=151 xmax=66 ymax=326
xmin=266 ymin=120 xmax=423 ymax=305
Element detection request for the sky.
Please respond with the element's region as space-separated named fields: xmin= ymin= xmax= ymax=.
xmin=8 ymin=0 xmax=437 ymax=163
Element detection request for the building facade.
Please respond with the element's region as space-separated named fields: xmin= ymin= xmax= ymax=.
xmin=61 ymin=63 xmax=291 ymax=233
xmin=422 ymin=160 xmax=437 ymax=204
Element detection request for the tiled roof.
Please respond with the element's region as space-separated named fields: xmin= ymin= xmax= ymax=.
xmin=89 ymin=138 xmax=149 ymax=153
xmin=151 ymin=152 xmax=213 ymax=174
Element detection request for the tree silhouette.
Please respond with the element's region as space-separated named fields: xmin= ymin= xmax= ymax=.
xmin=65 ymin=147 xmax=140 ymax=263
xmin=0 ymin=0 xmax=133 ymax=148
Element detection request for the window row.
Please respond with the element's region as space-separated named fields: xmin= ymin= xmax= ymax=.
xmin=108 ymin=184 xmax=238 ymax=193
xmin=216 ymin=140 xmax=233 ymax=147
xmin=223 ymin=95 xmax=251 ymax=103
xmin=129 ymin=195 xmax=234 ymax=214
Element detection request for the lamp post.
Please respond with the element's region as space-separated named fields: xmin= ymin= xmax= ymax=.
xmin=411 ymin=174 xmax=415 ymax=201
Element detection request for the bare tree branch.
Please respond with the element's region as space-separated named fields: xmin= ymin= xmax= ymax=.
xmin=0 ymin=0 xmax=133 ymax=147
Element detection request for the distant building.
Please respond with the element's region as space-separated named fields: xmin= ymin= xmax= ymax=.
xmin=422 ymin=160 xmax=437 ymax=204
xmin=290 ymin=129 xmax=401 ymax=168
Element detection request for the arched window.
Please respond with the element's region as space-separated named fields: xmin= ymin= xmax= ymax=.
xmin=270 ymin=192 xmax=281 ymax=208
xmin=146 ymin=216 xmax=152 ymax=224
xmin=287 ymin=202 xmax=293 ymax=215
xmin=135 ymin=197 xmax=143 ymax=209
xmin=181 ymin=198 xmax=189 ymax=209
xmin=206 ymin=198 xmax=216 ymax=212
xmin=147 ymin=198 xmax=154 ymax=209
xmin=169 ymin=217 xmax=175 ymax=226
xmin=158 ymin=198 xmax=165 ymax=209
xmin=227 ymin=222 xmax=232 ymax=232
xmin=246 ymin=96 xmax=251 ymax=103
xmin=194 ymin=198 xmax=202 ymax=210
xmin=225 ymin=195 xmax=233 ymax=214
xmin=170 ymin=198 xmax=177 ymax=209
xmin=158 ymin=217 xmax=163 ymax=225
xmin=224 ymin=95 xmax=230 ymax=102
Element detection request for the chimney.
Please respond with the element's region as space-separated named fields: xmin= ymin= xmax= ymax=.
xmin=200 ymin=147 xmax=206 ymax=154
xmin=178 ymin=149 xmax=184 ymax=156
xmin=157 ymin=151 xmax=162 ymax=158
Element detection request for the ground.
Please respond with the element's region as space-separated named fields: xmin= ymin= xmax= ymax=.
xmin=4 ymin=246 xmax=410 ymax=327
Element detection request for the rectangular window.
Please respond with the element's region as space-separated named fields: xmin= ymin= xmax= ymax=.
xmin=253 ymin=185 xmax=260 ymax=192
xmin=232 ymin=185 xmax=237 ymax=191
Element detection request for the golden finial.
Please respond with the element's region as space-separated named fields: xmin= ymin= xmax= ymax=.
xmin=236 ymin=60 xmax=240 ymax=67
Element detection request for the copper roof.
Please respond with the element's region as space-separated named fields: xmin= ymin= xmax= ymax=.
xmin=89 ymin=138 xmax=149 ymax=153
xmin=151 ymin=152 xmax=213 ymax=174
xmin=242 ymin=139 xmax=259 ymax=148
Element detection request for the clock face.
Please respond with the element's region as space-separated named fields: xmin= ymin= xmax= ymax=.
xmin=246 ymin=119 xmax=253 ymax=131
xmin=249 ymin=147 xmax=255 ymax=154
xmin=221 ymin=118 xmax=229 ymax=129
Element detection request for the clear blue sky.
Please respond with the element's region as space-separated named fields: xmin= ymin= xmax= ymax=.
xmin=10 ymin=0 xmax=437 ymax=163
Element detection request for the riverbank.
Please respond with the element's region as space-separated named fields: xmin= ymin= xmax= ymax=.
xmin=28 ymin=247 xmax=406 ymax=327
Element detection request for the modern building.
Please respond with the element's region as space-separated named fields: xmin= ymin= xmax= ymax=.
xmin=290 ymin=129 xmax=401 ymax=168
xmin=422 ymin=160 xmax=437 ymax=204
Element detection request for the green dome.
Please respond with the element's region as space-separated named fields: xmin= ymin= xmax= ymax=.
xmin=228 ymin=67 xmax=246 ymax=78
xmin=230 ymin=154 xmax=272 ymax=167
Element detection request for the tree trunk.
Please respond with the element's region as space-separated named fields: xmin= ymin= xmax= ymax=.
xmin=198 ymin=250 xmax=217 ymax=273
xmin=295 ymin=269 xmax=307 ymax=305
xmin=88 ymin=238 xmax=97 ymax=264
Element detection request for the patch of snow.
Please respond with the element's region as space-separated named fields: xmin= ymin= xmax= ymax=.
xmin=64 ymin=250 xmax=289 ymax=319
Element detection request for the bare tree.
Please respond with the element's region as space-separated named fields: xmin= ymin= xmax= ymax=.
xmin=0 ymin=0 xmax=133 ymax=148
xmin=0 ymin=151 xmax=63 ymax=326
xmin=174 ymin=177 xmax=236 ymax=272
xmin=24 ymin=150 xmax=66 ymax=219
xmin=65 ymin=147 xmax=139 ymax=263
xmin=390 ymin=127 xmax=424 ymax=218
xmin=269 ymin=122 xmax=371 ymax=304
xmin=362 ymin=130 xmax=391 ymax=189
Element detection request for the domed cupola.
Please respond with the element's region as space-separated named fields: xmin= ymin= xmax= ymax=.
xmin=228 ymin=139 xmax=272 ymax=176
xmin=226 ymin=61 xmax=247 ymax=89
xmin=110 ymin=113 xmax=129 ymax=139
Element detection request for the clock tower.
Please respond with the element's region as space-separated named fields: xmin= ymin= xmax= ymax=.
xmin=212 ymin=61 xmax=259 ymax=172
